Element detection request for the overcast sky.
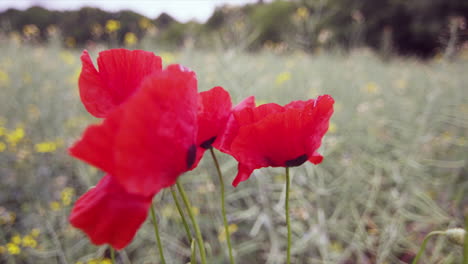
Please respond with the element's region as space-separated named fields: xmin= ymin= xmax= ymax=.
xmin=0 ymin=0 xmax=260 ymax=22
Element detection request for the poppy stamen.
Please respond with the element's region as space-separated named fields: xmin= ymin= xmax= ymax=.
xmin=285 ymin=154 xmax=308 ymax=167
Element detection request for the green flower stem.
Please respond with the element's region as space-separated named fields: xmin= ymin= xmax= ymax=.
xmin=464 ymin=214 xmax=468 ymax=264
xmin=209 ymin=148 xmax=235 ymax=264
xmin=285 ymin=166 xmax=291 ymax=264
xmin=170 ymin=187 xmax=193 ymax=243
xmin=411 ymin=231 xmax=445 ymax=264
xmin=110 ymin=247 xmax=115 ymax=264
xmin=191 ymin=239 xmax=197 ymax=264
xmin=176 ymin=181 xmax=207 ymax=264
xmin=150 ymin=203 xmax=166 ymax=264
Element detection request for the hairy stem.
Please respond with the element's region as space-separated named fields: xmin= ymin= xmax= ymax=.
xmin=177 ymin=181 xmax=207 ymax=264
xmin=210 ymin=148 xmax=235 ymax=264
xmin=285 ymin=166 xmax=291 ymax=264
xmin=170 ymin=187 xmax=193 ymax=243
xmin=150 ymin=204 xmax=166 ymax=264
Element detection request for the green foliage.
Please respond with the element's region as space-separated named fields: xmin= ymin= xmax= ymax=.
xmin=248 ymin=1 xmax=297 ymax=48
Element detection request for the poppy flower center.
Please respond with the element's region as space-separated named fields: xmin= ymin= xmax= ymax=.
xmin=186 ymin=144 xmax=197 ymax=169
xmin=200 ymin=136 xmax=216 ymax=149
xmin=285 ymin=154 xmax=308 ymax=167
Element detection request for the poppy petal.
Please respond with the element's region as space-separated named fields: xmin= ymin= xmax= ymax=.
xmin=232 ymin=163 xmax=255 ymax=187
xmin=190 ymin=86 xmax=232 ymax=169
xmin=197 ymin=86 xmax=232 ymax=148
xmin=308 ymin=152 xmax=323 ymax=164
xmin=78 ymin=50 xmax=115 ymax=117
xmin=68 ymin=108 xmax=123 ymax=175
xmin=113 ymin=64 xmax=198 ymax=196
xmin=214 ymin=96 xmax=255 ymax=154
xmin=79 ymin=49 xmax=162 ymax=117
xmin=69 ymin=174 xmax=152 ymax=250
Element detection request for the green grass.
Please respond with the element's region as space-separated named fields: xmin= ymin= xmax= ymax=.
xmin=0 ymin=39 xmax=467 ymax=263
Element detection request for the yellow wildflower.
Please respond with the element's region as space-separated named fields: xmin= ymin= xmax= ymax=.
xmin=23 ymin=24 xmax=39 ymax=37
xmin=362 ymin=82 xmax=380 ymax=94
xmin=160 ymin=52 xmax=176 ymax=65
xmin=6 ymin=243 xmax=20 ymax=255
xmin=11 ymin=235 xmax=21 ymax=245
xmin=275 ymin=72 xmax=291 ymax=85
xmin=106 ymin=20 xmax=121 ymax=33
xmin=61 ymin=187 xmax=75 ymax=206
xmin=0 ymin=142 xmax=6 ymax=152
xmin=22 ymin=235 xmax=37 ymax=248
xmin=0 ymin=70 xmax=9 ymax=85
xmin=162 ymin=205 xmax=176 ymax=219
xmin=30 ymin=228 xmax=41 ymax=237
xmin=100 ymin=259 xmax=112 ymax=264
xmin=191 ymin=206 xmax=199 ymax=216
xmin=330 ymin=241 xmax=343 ymax=253
xmin=328 ymin=122 xmax=337 ymax=133
xmin=295 ymin=7 xmax=309 ymax=20
xmin=60 ymin=51 xmax=76 ymax=65
xmin=50 ymin=201 xmax=61 ymax=211
xmin=124 ymin=32 xmax=138 ymax=46
xmin=35 ymin=141 xmax=57 ymax=153
xmin=218 ymin=224 xmax=238 ymax=242
xmin=139 ymin=18 xmax=152 ymax=30
xmin=88 ymin=259 xmax=99 ymax=264
xmin=6 ymin=127 xmax=25 ymax=146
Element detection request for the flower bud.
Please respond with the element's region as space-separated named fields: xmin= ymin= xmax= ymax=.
xmin=445 ymin=228 xmax=466 ymax=246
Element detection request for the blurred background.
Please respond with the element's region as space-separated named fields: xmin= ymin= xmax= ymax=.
xmin=0 ymin=0 xmax=467 ymax=57
xmin=0 ymin=0 xmax=467 ymax=263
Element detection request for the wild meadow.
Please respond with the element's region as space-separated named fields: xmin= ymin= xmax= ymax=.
xmin=0 ymin=36 xmax=467 ymax=264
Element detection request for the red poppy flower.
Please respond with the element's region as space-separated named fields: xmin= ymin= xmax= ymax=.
xmin=190 ymin=86 xmax=232 ymax=167
xmin=69 ymin=174 xmax=152 ymax=250
xmin=70 ymin=64 xmax=198 ymax=197
xmin=197 ymin=86 xmax=232 ymax=149
xmin=79 ymin=49 xmax=162 ymax=117
xmin=217 ymin=95 xmax=334 ymax=187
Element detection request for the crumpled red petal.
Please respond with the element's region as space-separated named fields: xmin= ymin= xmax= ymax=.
xmin=78 ymin=49 xmax=162 ymax=117
xmin=70 ymin=64 xmax=198 ymax=197
xmin=69 ymin=174 xmax=152 ymax=250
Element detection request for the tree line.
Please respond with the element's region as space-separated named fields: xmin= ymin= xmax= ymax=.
xmin=0 ymin=0 xmax=467 ymax=57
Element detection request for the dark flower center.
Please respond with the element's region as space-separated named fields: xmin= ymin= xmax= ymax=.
xmin=285 ymin=154 xmax=308 ymax=167
xmin=186 ymin=144 xmax=197 ymax=169
xmin=200 ymin=136 xmax=216 ymax=149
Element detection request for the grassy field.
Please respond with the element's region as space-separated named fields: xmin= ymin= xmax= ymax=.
xmin=0 ymin=38 xmax=467 ymax=264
